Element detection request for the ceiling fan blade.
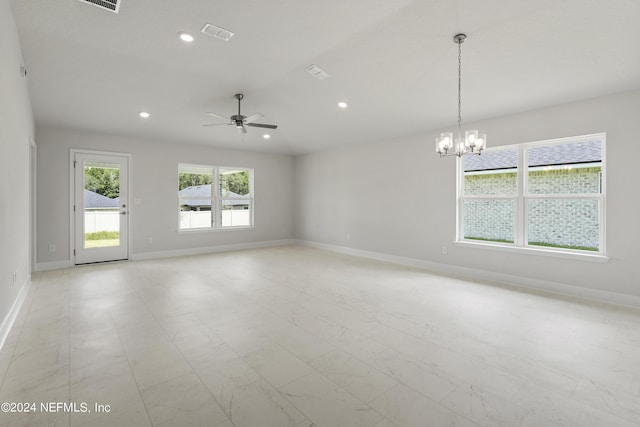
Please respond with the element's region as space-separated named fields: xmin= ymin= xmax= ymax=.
xmin=206 ymin=112 xmax=230 ymax=120
xmin=246 ymin=123 xmax=278 ymax=129
xmin=202 ymin=123 xmax=232 ymax=127
xmin=244 ymin=113 xmax=263 ymax=123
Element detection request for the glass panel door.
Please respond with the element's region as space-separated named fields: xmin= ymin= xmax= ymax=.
xmin=74 ymin=152 xmax=129 ymax=264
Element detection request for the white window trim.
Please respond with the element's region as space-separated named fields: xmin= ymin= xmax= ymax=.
xmin=457 ymin=133 xmax=607 ymax=261
xmin=177 ymin=163 xmax=254 ymax=232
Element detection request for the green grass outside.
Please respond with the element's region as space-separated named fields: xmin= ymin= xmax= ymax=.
xmin=84 ymin=231 xmax=120 ymax=248
xmin=85 ymin=231 xmax=119 ymax=240
xmin=465 ymin=237 xmax=514 ymax=244
xmin=466 ymin=236 xmax=598 ymax=252
xmin=528 ymin=241 xmax=598 ymax=252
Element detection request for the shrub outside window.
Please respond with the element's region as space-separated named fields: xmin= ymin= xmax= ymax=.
xmin=459 ymin=134 xmax=605 ymax=254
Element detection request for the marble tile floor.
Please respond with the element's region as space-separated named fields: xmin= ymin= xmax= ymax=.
xmin=0 ymin=245 xmax=639 ymax=427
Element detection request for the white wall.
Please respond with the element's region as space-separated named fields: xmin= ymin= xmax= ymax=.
xmin=294 ymin=90 xmax=640 ymax=300
xmin=0 ymin=0 xmax=34 ymax=336
xmin=36 ymin=126 xmax=294 ymax=265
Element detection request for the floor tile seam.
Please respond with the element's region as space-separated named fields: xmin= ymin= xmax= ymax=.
xmin=565 ymin=379 xmax=640 ymax=425
xmin=500 ymin=327 xmax=626 ymax=361
xmin=241 ymin=277 xmax=463 ymax=357
xmin=273 ymin=365 xmax=388 ymax=426
xmin=377 ymin=381 xmax=481 ymax=427
xmin=247 ymin=295 xmax=399 ymax=366
xmin=523 ymin=356 xmax=631 ymax=393
xmin=386 ymin=342 xmax=579 ymax=407
xmin=434 ymin=373 xmax=594 ymax=427
xmin=391 ymin=328 xmax=594 ymax=392
xmin=204 ymin=327 xmax=385 ymax=427
xmin=244 ymin=290 xmax=380 ymax=348
xmin=241 ymin=277 xmax=379 ymax=327
xmin=148 ymin=310 xmax=231 ymax=425
xmin=169 ymin=346 xmax=234 ymax=423
xmin=315 ymin=351 xmax=402 ymax=403
xmin=111 ymin=317 xmax=155 ymax=427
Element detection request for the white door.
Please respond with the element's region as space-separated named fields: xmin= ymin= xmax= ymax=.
xmin=74 ymin=152 xmax=129 ymax=264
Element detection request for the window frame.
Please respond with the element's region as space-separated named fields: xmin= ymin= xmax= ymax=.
xmin=178 ymin=163 xmax=254 ymax=232
xmin=456 ymin=133 xmax=607 ymax=260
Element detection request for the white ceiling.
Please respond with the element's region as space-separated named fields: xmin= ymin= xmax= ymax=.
xmin=10 ymin=0 xmax=640 ymax=155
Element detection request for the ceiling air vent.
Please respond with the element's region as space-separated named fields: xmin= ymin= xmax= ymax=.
xmin=78 ymin=0 xmax=120 ymax=13
xmin=201 ymin=23 xmax=234 ymax=41
xmin=305 ymin=64 xmax=330 ymax=81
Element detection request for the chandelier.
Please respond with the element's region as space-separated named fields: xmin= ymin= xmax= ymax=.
xmin=436 ymin=33 xmax=486 ymax=157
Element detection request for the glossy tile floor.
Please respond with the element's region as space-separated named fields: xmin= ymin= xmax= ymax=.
xmin=1 ymin=245 xmax=639 ymax=427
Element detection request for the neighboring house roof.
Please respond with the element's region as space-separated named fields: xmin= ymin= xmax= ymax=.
xmin=463 ymin=139 xmax=602 ymax=172
xmin=84 ymin=189 xmax=119 ymax=209
xmin=178 ymin=185 xmax=249 ymax=207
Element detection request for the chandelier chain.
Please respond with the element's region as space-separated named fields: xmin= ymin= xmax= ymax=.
xmin=457 ymin=38 xmax=462 ymax=137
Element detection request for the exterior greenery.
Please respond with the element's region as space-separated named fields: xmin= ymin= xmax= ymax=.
xmin=178 ymin=172 xmax=212 ymax=190
xmin=85 ymin=230 xmax=119 ymax=240
xmin=528 ymin=241 xmax=598 ymax=252
xmin=85 ymin=167 xmax=120 ymax=198
xmin=178 ymin=170 xmax=249 ymax=195
xmin=465 ymin=237 xmax=514 ymax=244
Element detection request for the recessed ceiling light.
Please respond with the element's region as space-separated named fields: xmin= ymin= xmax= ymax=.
xmin=139 ymin=112 xmax=150 ymax=118
xmin=338 ymin=102 xmax=348 ymax=109
xmin=263 ymin=134 xmax=271 ymax=139
xmin=178 ymin=32 xmax=194 ymax=42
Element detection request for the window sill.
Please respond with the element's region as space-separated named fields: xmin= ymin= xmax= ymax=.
xmin=178 ymin=226 xmax=255 ymax=234
xmin=453 ymin=240 xmax=609 ymax=263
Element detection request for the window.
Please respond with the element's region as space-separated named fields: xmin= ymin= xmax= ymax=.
xmin=459 ymin=134 xmax=605 ymax=255
xmin=178 ymin=164 xmax=253 ymax=230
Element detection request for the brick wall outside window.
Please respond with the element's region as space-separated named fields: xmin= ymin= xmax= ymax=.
xmin=463 ymin=167 xmax=601 ymax=249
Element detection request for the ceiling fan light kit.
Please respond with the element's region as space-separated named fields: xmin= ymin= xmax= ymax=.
xmin=436 ymin=33 xmax=486 ymax=158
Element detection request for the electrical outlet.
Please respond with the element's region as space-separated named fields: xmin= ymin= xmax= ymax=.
xmin=147 ymin=237 xmax=153 ymax=244
xmin=442 ymin=246 xmax=448 ymax=255
xmin=13 ymin=271 xmax=17 ymax=285
xmin=347 ymin=233 xmax=351 ymax=241
xmin=48 ymin=244 xmax=56 ymax=252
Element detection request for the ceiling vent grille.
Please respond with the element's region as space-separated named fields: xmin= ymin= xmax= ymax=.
xmin=305 ymin=64 xmax=330 ymax=81
xmin=201 ymin=23 xmax=234 ymax=41
xmin=78 ymin=0 xmax=120 ymax=13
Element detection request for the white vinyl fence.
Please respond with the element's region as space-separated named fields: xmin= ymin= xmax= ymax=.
xmin=85 ymin=210 xmax=251 ymax=233
xmin=180 ymin=210 xmax=251 ymax=229
xmin=84 ymin=210 xmax=119 ymax=233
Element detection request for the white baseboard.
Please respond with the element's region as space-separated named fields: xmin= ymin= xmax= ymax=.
xmin=131 ymin=239 xmax=296 ymax=261
xmin=34 ymin=260 xmax=72 ymax=271
xmin=35 ymin=240 xmax=296 ymax=269
xmin=296 ymin=239 xmax=640 ymax=310
xmin=0 ymin=275 xmax=31 ymax=353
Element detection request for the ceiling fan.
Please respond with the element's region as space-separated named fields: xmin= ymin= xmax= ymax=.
xmin=203 ymin=93 xmax=278 ymax=134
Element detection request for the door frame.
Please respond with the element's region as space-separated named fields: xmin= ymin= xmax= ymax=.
xmin=69 ymin=148 xmax=132 ymax=265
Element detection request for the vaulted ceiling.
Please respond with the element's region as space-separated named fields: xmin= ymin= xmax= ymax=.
xmin=10 ymin=0 xmax=640 ymax=154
